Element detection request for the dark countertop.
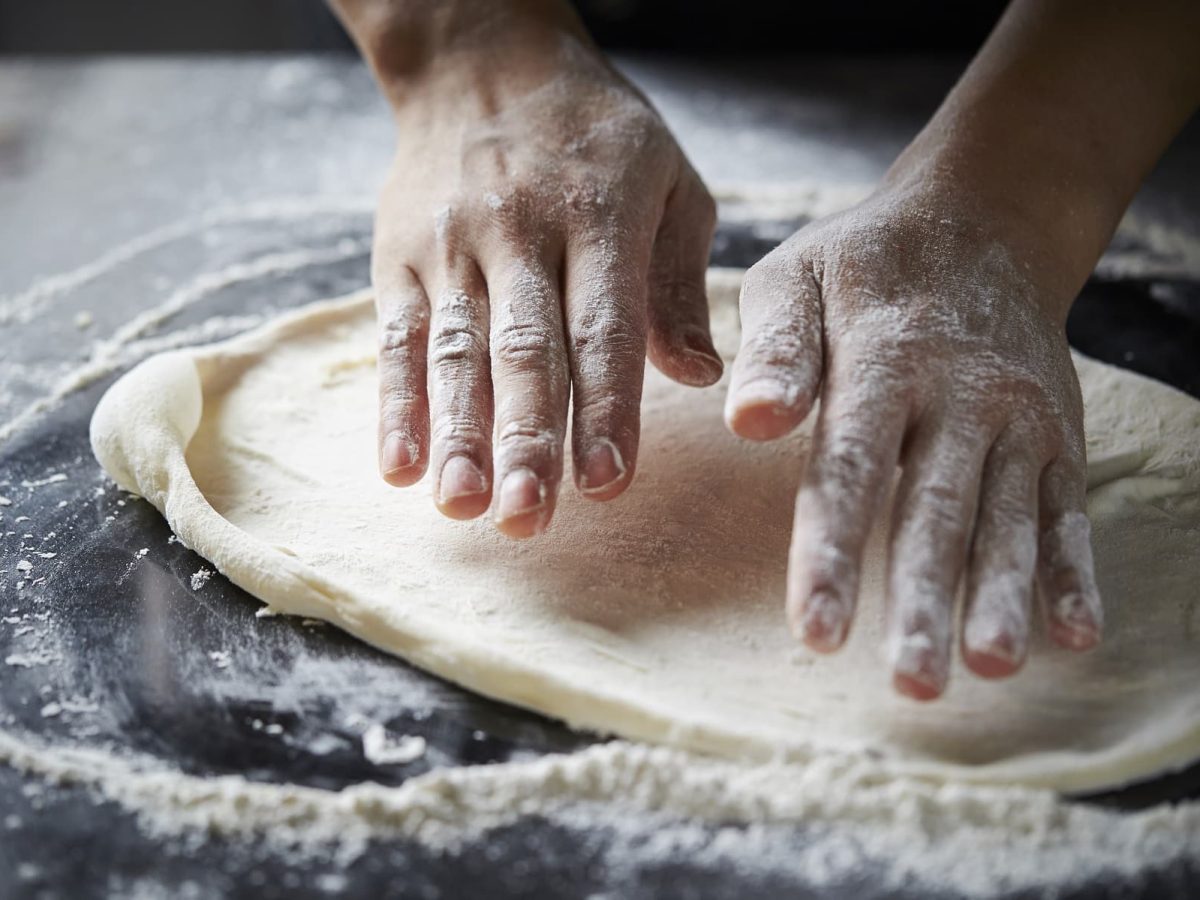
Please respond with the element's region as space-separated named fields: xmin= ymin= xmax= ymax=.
xmin=1 ymin=55 xmax=1198 ymax=899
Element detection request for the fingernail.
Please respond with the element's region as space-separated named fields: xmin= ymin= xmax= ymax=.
xmin=967 ymin=628 xmax=1022 ymax=666
xmin=726 ymin=380 xmax=799 ymax=439
xmin=1051 ymin=592 xmax=1101 ymax=650
xmin=382 ymin=431 xmax=419 ymax=475
xmin=731 ymin=379 xmax=794 ymax=411
xmin=496 ymin=467 xmax=546 ymax=526
xmin=680 ymin=332 xmax=723 ymax=381
xmin=439 ymin=456 xmax=488 ymax=503
xmin=579 ymin=438 xmax=627 ymax=496
xmin=891 ymin=631 xmax=946 ymax=701
xmin=798 ymin=590 xmax=848 ymax=651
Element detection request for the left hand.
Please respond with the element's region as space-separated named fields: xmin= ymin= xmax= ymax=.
xmin=725 ymin=182 xmax=1103 ymax=699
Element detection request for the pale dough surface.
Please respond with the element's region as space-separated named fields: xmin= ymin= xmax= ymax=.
xmin=91 ymin=268 xmax=1200 ymax=792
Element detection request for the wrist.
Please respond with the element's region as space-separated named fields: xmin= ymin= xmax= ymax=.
xmin=881 ymin=116 xmax=1122 ymax=322
xmin=331 ymin=0 xmax=591 ymax=109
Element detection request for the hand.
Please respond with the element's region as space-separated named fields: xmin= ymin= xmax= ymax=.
xmin=725 ymin=183 xmax=1103 ymax=699
xmin=369 ymin=24 xmax=721 ymax=538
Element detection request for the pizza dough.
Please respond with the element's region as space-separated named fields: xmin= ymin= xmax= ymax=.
xmin=90 ymin=268 xmax=1200 ymax=793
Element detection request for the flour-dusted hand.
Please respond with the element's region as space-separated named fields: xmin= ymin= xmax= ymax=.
xmin=726 ymin=186 xmax=1101 ymax=699
xmin=333 ymin=0 xmax=720 ymax=538
xmin=723 ymin=0 xmax=1200 ymax=699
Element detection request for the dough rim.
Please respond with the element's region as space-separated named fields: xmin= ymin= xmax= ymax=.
xmin=89 ymin=275 xmax=1200 ymax=794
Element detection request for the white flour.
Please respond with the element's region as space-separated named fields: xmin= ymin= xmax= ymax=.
xmin=1 ymin=186 xmax=1198 ymax=890
xmin=361 ymin=724 xmax=427 ymax=766
xmin=0 ymin=727 xmax=1196 ymax=894
xmin=0 ymin=238 xmax=369 ymax=446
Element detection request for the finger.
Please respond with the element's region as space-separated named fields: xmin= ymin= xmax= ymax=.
xmin=488 ymin=258 xmax=571 ymax=538
xmin=887 ymin=420 xmax=993 ymax=701
xmin=374 ymin=262 xmax=430 ymax=487
xmin=645 ymin=173 xmax=723 ymax=387
xmin=564 ymin=229 xmax=652 ymax=503
xmin=725 ymin=248 xmax=823 ymax=441
xmin=786 ymin=354 xmax=908 ymax=653
xmin=1037 ymin=458 xmax=1102 ymax=650
xmin=961 ymin=434 xmax=1039 ymax=679
xmin=426 ymin=261 xmax=494 ymax=521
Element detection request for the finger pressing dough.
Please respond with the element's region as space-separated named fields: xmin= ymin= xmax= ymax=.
xmin=90 ymin=268 xmax=1200 ymax=793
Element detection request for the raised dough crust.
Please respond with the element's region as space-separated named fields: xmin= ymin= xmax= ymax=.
xmin=90 ymin=268 xmax=1200 ymax=792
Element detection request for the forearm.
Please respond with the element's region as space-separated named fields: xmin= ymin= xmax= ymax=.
xmin=885 ymin=0 xmax=1200 ymax=309
xmin=328 ymin=0 xmax=589 ymax=108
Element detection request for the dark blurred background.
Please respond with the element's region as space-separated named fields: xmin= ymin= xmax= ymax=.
xmin=0 ymin=0 xmax=1008 ymax=54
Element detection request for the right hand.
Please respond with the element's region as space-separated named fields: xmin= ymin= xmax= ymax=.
xmin=368 ymin=14 xmax=722 ymax=538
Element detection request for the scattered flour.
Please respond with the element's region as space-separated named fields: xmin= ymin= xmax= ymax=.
xmin=361 ymin=725 xmax=427 ymax=766
xmin=190 ymin=568 xmax=213 ymax=591
xmin=20 ymin=473 xmax=67 ymax=489
xmin=0 ymin=728 xmax=1195 ymax=895
xmin=0 ymin=186 xmax=1197 ymax=892
xmin=4 ymin=651 xmax=60 ymax=669
xmin=0 ymin=227 xmax=370 ymax=448
xmin=0 ymin=196 xmax=371 ymax=328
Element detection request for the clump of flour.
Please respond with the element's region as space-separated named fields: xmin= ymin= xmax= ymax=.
xmin=361 ymin=724 xmax=427 ymax=766
xmin=0 ymin=729 xmax=1194 ymax=895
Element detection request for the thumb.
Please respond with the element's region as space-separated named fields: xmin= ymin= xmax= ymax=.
xmin=724 ymin=245 xmax=824 ymax=441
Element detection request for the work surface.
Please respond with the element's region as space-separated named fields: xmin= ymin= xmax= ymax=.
xmin=2 ymin=55 xmax=1199 ymax=899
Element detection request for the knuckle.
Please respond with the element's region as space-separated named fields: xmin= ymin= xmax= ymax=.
xmin=911 ymin=480 xmax=969 ymax=531
xmin=740 ymin=258 xmax=780 ymax=299
xmin=571 ymin=390 xmax=632 ymax=430
xmin=495 ymin=420 xmax=561 ymax=465
xmin=816 ymin=432 xmax=883 ymax=494
xmin=564 ymin=182 xmax=617 ymax=224
xmin=379 ymin=393 xmax=422 ymax=425
xmin=746 ymin=321 xmax=814 ymax=368
xmin=378 ymin=340 xmax=419 ymax=371
xmin=492 ymin=320 xmax=559 ymax=370
xmin=570 ymin=311 xmax=643 ymax=361
xmin=648 ymin=270 xmax=706 ymax=302
xmin=740 ymin=262 xmax=822 ymax=341
xmin=377 ymin=308 xmax=429 ymax=359
xmin=430 ymin=292 xmax=486 ymax=368
xmin=743 ymin=250 xmax=809 ymax=295
xmin=430 ymin=325 xmax=485 ymax=367
xmin=483 ymin=186 xmax=541 ymax=241
xmin=984 ymin=488 xmax=1034 ymax=528
xmin=430 ymin=415 xmax=489 ymax=452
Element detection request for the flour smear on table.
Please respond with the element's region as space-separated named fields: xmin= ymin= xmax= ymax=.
xmin=3 ymin=186 xmax=1200 ymax=892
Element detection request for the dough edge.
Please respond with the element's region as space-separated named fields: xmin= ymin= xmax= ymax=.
xmin=89 ymin=270 xmax=1200 ymax=794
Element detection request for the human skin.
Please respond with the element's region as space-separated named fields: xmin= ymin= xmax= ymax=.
xmin=331 ymin=0 xmax=1200 ymax=698
xmin=329 ymin=0 xmax=723 ymax=540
